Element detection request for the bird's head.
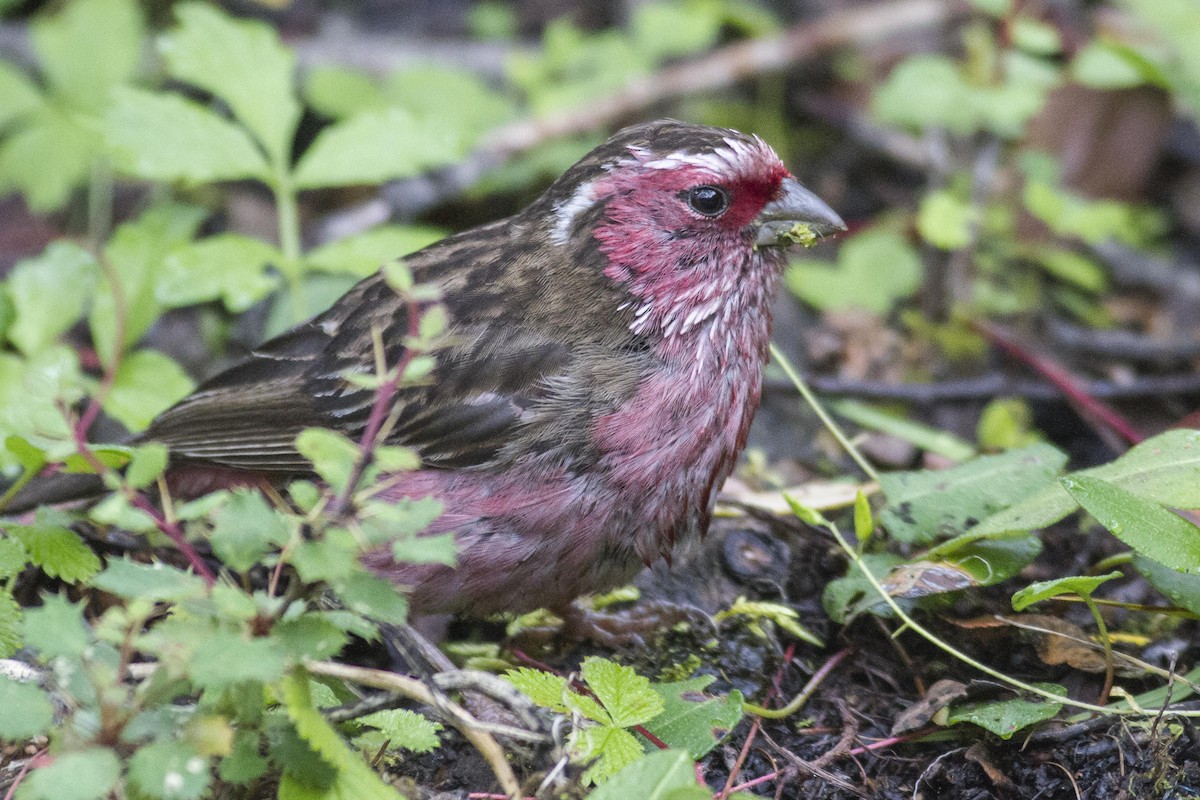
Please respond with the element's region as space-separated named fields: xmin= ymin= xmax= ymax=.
xmin=533 ymin=120 xmax=845 ymax=340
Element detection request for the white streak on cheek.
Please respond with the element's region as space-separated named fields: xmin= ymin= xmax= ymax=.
xmin=551 ymin=180 xmax=599 ymax=245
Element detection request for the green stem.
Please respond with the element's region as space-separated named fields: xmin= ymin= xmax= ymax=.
xmin=1084 ymin=596 xmax=1115 ymax=706
xmin=769 ymin=343 xmax=880 ymax=483
xmin=272 ymin=163 xmax=306 ymax=323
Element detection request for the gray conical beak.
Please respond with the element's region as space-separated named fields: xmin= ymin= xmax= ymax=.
xmin=754 ymin=177 xmax=846 ymax=247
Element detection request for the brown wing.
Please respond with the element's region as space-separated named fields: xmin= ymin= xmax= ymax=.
xmin=144 ymin=218 xmax=650 ymax=474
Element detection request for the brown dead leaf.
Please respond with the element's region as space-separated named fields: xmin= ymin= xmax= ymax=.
xmin=890 ymin=679 xmax=968 ymax=735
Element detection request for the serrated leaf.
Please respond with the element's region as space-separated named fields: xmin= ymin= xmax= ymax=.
xmin=336 ymin=572 xmax=408 ymax=625
xmin=357 ymin=709 xmax=441 ymax=753
xmin=104 ymin=351 xmax=195 ymax=433
xmin=16 ymin=747 xmax=121 ymax=800
xmin=586 ymin=749 xmax=698 ymax=799
xmin=31 ymin=0 xmax=144 ymax=111
xmin=0 ymin=109 xmax=99 ymax=211
xmin=577 ymin=725 xmax=644 ymax=785
xmin=190 ymin=629 xmax=286 ymax=690
xmin=879 ymin=444 xmax=1068 ymax=544
xmin=209 ymin=490 xmax=294 ymax=573
xmin=0 ymin=590 xmax=24 ymax=657
xmin=295 ymin=428 xmax=360 ymax=492
xmin=643 ymin=676 xmax=742 ymax=758
xmin=280 ymin=669 xmax=405 ymax=800
xmin=92 ymin=559 xmax=207 ymax=601
xmin=6 ymin=241 xmax=98 ymax=355
xmin=9 ymin=524 xmax=100 ymax=583
xmin=946 ymin=684 xmax=1065 ymax=739
xmin=0 ymin=537 xmax=29 ymax=580
xmin=975 ymin=430 xmax=1200 ymax=534
xmin=1062 ymin=475 xmax=1200 ymax=572
xmin=293 ymin=109 xmax=458 ymax=189
xmin=219 ymin=730 xmax=268 ymax=784
xmin=159 ymin=233 xmax=280 ymax=313
xmin=126 ymin=443 xmax=170 ymax=489
xmin=290 ymin=529 xmax=359 ymax=584
xmin=583 ymin=657 xmax=663 ymax=728
xmin=127 ymin=740 xmax=211 ymax=800
xmin=0 ymin=674 xmax=52 ymax=740
xmin=22 ymin=593 xmax=87 ymax=659
xmin=505 ymin=667 xmax=571 ymax=711
xmin=106 ymin=87 xmax=269 ymax=183
xmin=160 ymin=3 xmax=299 ymax=163
xmin=305 ymin=226 xmax=443 ymax=277
xmin=272 ymin=616 xmax=348 ymax=661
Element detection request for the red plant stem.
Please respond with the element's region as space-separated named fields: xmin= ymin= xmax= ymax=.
xmin=3 ymin=749 xmax=47 ymax=800
xmin=974 ymin=321 xmax=1143 ymax=446
xmin=326 ymin=297 xmax=423 ymax=519
xmin=717 ymin=643 xmax=796 ymax=799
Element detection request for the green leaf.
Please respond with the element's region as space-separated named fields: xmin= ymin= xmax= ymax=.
xmin=127 ymin=740 xmax=211 ymax=800
xmin=1011 ymin=17 xmax=1061 ymax=55
xmin=879 ymin=444 xmax=1068 ymax=544
xmin=159 ymin=234 xmax=281 ymax=312
xmin=390 ymin=531 xmax=457 ymax=567
xmin=0 ymin=537 xmax=29 ymax=580
xmin=0 ymin=62 xmax=44 ymax=128
xmin=381 ymin=65 xmax=516 ymax=141
xmin=583 ymin=657 xmax=663 ymax=728
xmin=15 ymin=748 xmax=121 ymax=800
xmin=92 ymin=559 xmax=208 ymax=601
xmin=160 ymin=3 xmax=300 ymax=163
xmin=630 ymin=1 xmax=722 ymax=61
xmin=0 ymin=109 xmax=99 ymax=211
xmin=303 ymin=66 xmax=385 ymax=120
xmin=105 ymin=87 xmax=270 ymax=183
xmin=0 ymin=674 xmax=52 ymax=740
xmin=290 ymin=529 xmax=358 ymax=584
xmin=1133 ymin=554 xmax=1200 ymax=616
xmin=0 ymin=348 xmax=87 ymax=465
xmin=832 ymin=399 xmax=977 ymax=462
xmin=1073 ymin=41 xmax=1149 ymax=89
xmin=945 ymin=684 xmax=1065 ymax=739
xmin=1011 ymin=572 xmax=1122 ymax=610
xmin=305 ymin=226 xmax=444 ymax=277
xmin=643 ymin=676 xmax=742 ymax=758
xmin=295 ymin=428 xmax=360 ymax=493
xmin=293 ymin=109 xmax=458 ymax=189
xmin=1061 ymin=475 xmax=1200 ymax=572
xmin=125 ymin=442 xmax=170 ymax=489
xmin=90 ymin=203 xmax=208 ymax=364
xmin=975 ymin=429 xmax=1200 ymax=534
xmin=219 ymin=730 xmax=269 ymax=784
xmin=22 ymin=593 xmax=88 ymax=659
xmin=104 ymin=351 xmax=195 ymax=433
xmin=925 ymin=532 xmax=1042 ymax=587
xmin=917 ymin=189 xmax=979 ymax=250
xmin=577 ymin=725 xmax=645 ymax=785
xmin=31 ymin=0 xmax=144 ymax=112
xmin=5 ymin=241 xmax=98 ymax=355
xmin=357 ymin=709 xmax=442 ymax=753
xmin=822 ymin=553 xmax=905 ymax=623
xmin=9 ymin=524 xmax=101 ymax=583
xmin=190 ymin=629 xmax=287 ymax=690
xmin=505 ymin=667 xmax=571 ymax=712
xmin=0 ymin=591 xmax=22 ymax=658
xmin=271 ymin=616 xmax=348 ymax=661
xmin=586 ymin=749 xmax=699 ymax=799
xmin=280 ymin=669 xmax=405 ymax=800
xmin=337 ymin=572 xmax=409 ymax=625
xmin=1034 ymin=248 xmax=1107 ymax=292
xmin=209 ymin=490 xmax=294 ymax=573
xmin=785 ymin=229 xmax=923 ymax=314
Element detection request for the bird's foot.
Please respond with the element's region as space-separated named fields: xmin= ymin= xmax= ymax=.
xmin=551 ymin=600 xmax=709 ymax=649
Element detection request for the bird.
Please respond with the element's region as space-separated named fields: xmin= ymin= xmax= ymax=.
xmin=5 ymin=120 xmax=844 ymax=618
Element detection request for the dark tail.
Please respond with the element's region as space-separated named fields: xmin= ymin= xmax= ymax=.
xmin=1 ymin=472 xmax=107 ymax=515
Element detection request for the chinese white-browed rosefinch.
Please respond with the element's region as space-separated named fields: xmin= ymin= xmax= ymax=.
xmin=9 ymin=120 xmax=844 ymax=617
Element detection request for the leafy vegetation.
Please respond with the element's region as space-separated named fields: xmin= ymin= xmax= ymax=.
xmin=1 ymin=0 xmax=1199 ymax=796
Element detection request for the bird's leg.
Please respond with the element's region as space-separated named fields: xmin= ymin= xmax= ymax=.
xmin=552 ymin=600 xmax=711 ymax=648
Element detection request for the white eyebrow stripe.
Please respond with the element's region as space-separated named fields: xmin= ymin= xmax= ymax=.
xmin=550 ymin=179 xmax=599 ymax=245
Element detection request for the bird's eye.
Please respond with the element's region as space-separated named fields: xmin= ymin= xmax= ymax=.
xmin=686 ymin=185 xmax=729 ymax=217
